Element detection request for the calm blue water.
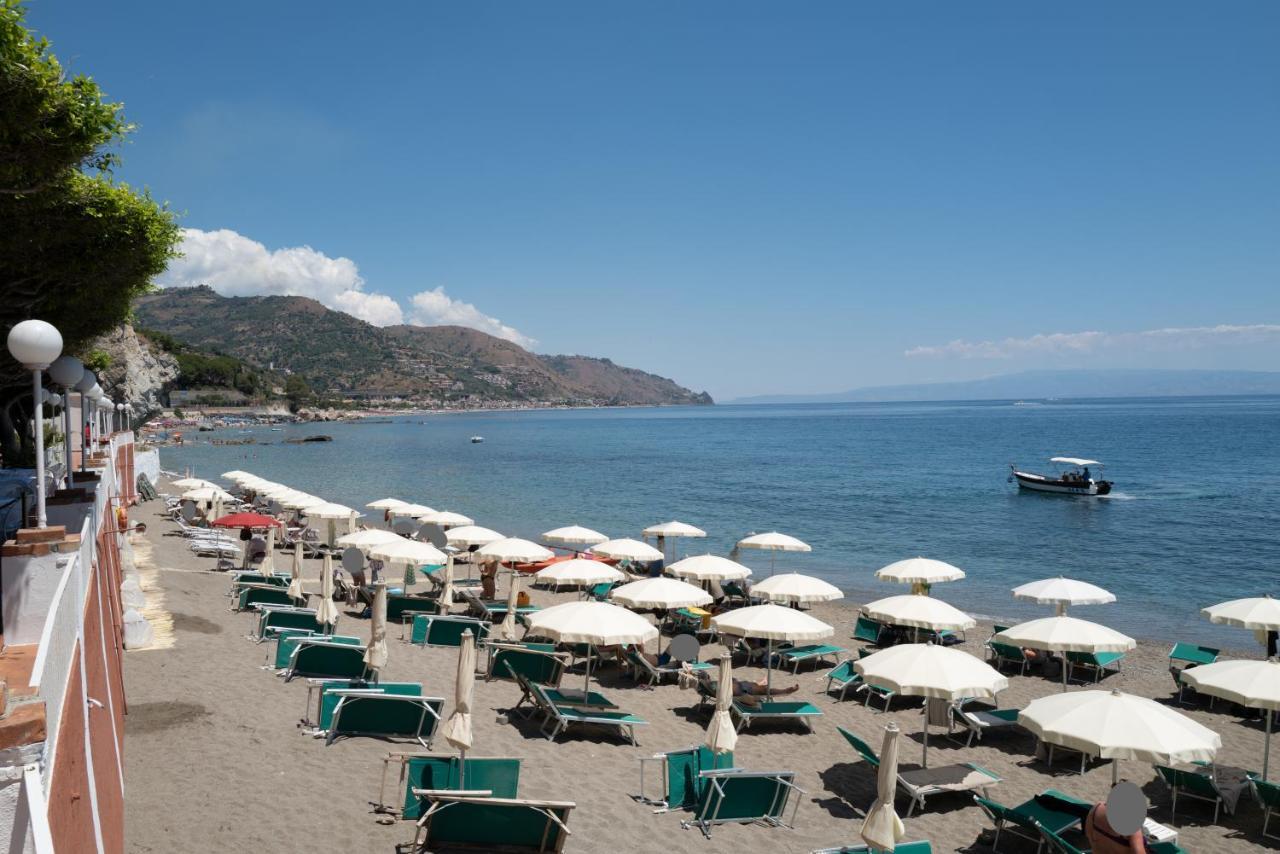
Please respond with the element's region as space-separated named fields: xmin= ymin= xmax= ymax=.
xmin=159 ymin=397 xmax=1280 ymax=646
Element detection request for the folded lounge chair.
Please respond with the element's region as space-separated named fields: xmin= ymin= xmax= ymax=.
xmin=410 ymin=614 xmax=490 ymax=648
xmin=838 ymin=726 xmax=1001 ymax=817
xmin=772 ymin=643 xmax=845 ymax=673
xmin=950 ymin=702 xmax=1022 ymax=747
xmin=680 ymin=768 xmax=805 ymax=838
xmin=326 ymin=693 xmax=443 ymax=747
xmin=636 ymin=745 xmax=734 ymax=813
xmin=974 ymin=789 xmax=1089 ymax=853
xmin=315 ymin=681 xmax=423 ymax=730
xmin=530 ymin=682 xmax=646 ymax=745
xmin=284 ymin=638 xmax=370 ymax=682
xmin=256 ymin=606 xmax=326 ymax=641
xmin=1255 ymin=778 xmax=1280 ymax=841
xmin=379 ymin=753 xmax=521 ymax=819
xmin=411 ymin=794 xmax=574 ymax=854
xmin=237 ymin=584 xmax=297 ymax=611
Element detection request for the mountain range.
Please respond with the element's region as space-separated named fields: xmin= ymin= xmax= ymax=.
xmin=133 ymin=286 xmax=712 ymax=406
xmin=730 ymin=369 xmax=1280 ymax=404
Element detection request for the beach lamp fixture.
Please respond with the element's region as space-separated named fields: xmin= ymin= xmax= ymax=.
xmin=72 ymin=368 xmax=95 ymax=470
xmin=7 ymin=320 xmax=64 ymax=528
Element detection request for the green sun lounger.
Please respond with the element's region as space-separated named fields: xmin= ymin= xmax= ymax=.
xmin=626 ymin=649 xmax=712 ymax=686
xmin=1065 ymin=650 xmax=1124 ymax=683
xmin=256 ymin=606 xmax=327 ymax=640
xmin=838 ymin=726 xmax=1001 ymax=817
xmin=326 ymin=693 xmax=443 ymax=747
xmin=987 ymin=640 xmax=1033 ymax=676
xmin=1155 ymin=765 xmax=1226 ymax=823
xmin=950 ymin=703 xmax=1021 ymax=746
xmin=411 ymin=794 xmax=575 ymax=853
xmin=1255 ymin=778 xmax=1280 ymax=841
xmin=732 ymin=699 xmax=823 ymax=733
xmin=811 ymin=843 xmax=932 ymax=854
xmin=636 ymin=745 xmax=734 ymax=812
xmin=317 ymin=681 xmax=422 ymax=730
xmin=680 ymin=768 xmax=805 ymax=838
xmin=1168 ymin=642 xmax=1221 ymax=702
xmin=975 ymin=789 xmax=1088 ymax=852
xmin=383 ymin=754 xmax=521 ymax=820
xmin=853 ymin=616 xmax=889 ymax=646
xmin=530 ymin=683 xmax=646 ymax=745
xmin=824 ymin=660 xmax=863 ymax=702
xmin=284 ymin=638 xmax=369 ymax=682
xmin=772 ymin=643 xmax=845 ymax=673
xmin=488 ymin=644 xmax=567 ymax=685
xmin=237 ymin=584 xmax=296 ymax=611
xmin=410 ymin=614 xmax=490 ymax=647
xmin=275 ymin=632 xmax=360 ymax=670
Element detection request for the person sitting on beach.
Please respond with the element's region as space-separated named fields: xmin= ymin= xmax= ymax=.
xmin=1085 ymin=783 xmax=1149 ymax=853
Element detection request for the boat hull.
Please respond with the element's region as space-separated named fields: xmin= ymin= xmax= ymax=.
xmin=1012 ymin=471 xmax=1112 ymax=496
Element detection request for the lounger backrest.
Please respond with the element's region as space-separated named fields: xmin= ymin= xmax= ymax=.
xmin=421 ymin=797 xmax=573 ymax=851
xmin=693 ymin=770 xmax=796 ymax=824
xmin=853 ymin=616 xmax=883 ymax=643
xmin=836 ymin=726 xmax=880 ymax=768
xmin=989 ymin=641 xmax=1026 ymax=661
xmin=1168 ymin=642 xmax=1219 ymax=666
xmin=1158 ymin=765 xmax=1219 ymax=798
xmin=240 ymin=586 xmax=294 ymax=610
xmin=402 ymin=756 xmax=522 ymax=819
xmin=413 ymin=615 xmax=490 ymax=647
xmin=275 ymin=633 xmax=360 ymax=669
xmin=1256 ymin=778 xmax=1280 ymax=809
xmin=1039 ymin=824 xmax=1086 ymax=854
xmin=289 ymin=642 xmax=369 ymax=680
xmin=492 ymin=648 xmax=565 ymax=686
xmin=264 ymin=608 xmax=322 ymax=634
xmin=319 ymin=682 xmax=422 ymax=728
xmin=387 ymin=594 xmax=436 ymax=622
xmin=330 ymin=694 xmax=443 ymax=740
xmin=828 ymin=660 xmax=856 ymax=681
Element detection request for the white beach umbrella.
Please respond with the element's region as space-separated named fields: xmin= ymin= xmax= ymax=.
xmin=419 ymin=510 xmax=474 ymax=528
xmin=1181 ymin=658 xmax=1280 ymax=779
xmin=173 ymin=477 xmax=218 ymax=489
xmin=335 ymin=528 xmax=402 ymax=550
xmin=863 ymin=595 xmax=977 ymax=638
xmin=370 ymin=538 xmax=447 ymax=567
xmin=994 ymin=616 xmax=1136 ymax=691
xmin=856 ymin=644 xmax=1009 ymax=765
xmin=1203 ymin=595 xmax=1280 ymax=631
xmin=496 ymin=574 xmax=521 ymax=642
xmin=287 ymin=538 xmax=304 ymax=601
xmin=610 ymin=577 xmax=712 ymax=610
xmin=536 ymin=558 xmax=626 ymax=590
xmin=591 ymin=538 xmax=664 ymax=563
xmin=258 ymin=483 xmax=297 ymax=499
xmin=476 ymin=538 xmax=555 ymax=565
xmin=389 ymin=503 xmax=435 ymax=518
xmin=261 ymin=526 xmax=276 ymax=573
xmin=860 ymin=723 xmax=905 ymax=851
xmin=736 ymin=531 xmax=811 ymax=576
xmin=542 ymin=525 xmax=609 ymax=546
xmin=182 ymin=486 xmax=233 ymax=503
xmin=367 ymin=497 xmax=409 ymax=510
xmin=445 ymin=525 xmax=504 ymax=548
xmin=526 ymin=601 xmax=659 ymax=695
xmin=1021 ymin=689 xmax=1221 ymax=783
xmin=315 ymin=552 xmax=339 ymax=626
xmin=279 ymin=492 xmax=326 ymax=511
xmin=306 ymin=502 xmax=358 ymax=519
xmin=442 ymin=628 xmax=477 ymax=784
xmin=668 ymin=554 xmax=752 ymax=583
xmin=643 ymin=520 xmax=707 ymax=539
xmin=1012 ymin=576 xmax=1116 ymax=615
xmin=875 ymin=557 xmax=966 ymax=594
xmin=364 ymin=582 xmax=389 ymax=676
xmin=712 ymin=604 xmax=833 ymax=696
xmin=705 ymin=653 xmax=737 ymax=756
xmin=751 ymin=572 xmax=843 ymax=605
xmin=221 ymin=470 xmax=251 ymax=481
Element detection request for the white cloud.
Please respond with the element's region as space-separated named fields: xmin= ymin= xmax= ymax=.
xmin=906 ymin=324 xmax=1280 ymax=359
xmin=407 ymin=287 xmax=537 ymax=349
xmin=159 ymin=227 xmax=405 ymax=326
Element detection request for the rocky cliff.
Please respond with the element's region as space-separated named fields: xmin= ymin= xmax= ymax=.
xmin=89 ymin=325 xmax=179 ymax=421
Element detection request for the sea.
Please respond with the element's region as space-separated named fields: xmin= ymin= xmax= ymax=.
xmin=157 ymin=396 xmax=1280 ymax=648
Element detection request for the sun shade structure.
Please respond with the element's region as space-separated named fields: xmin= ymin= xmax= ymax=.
xmin=182 ymin=486 xmax=234 ymax=503
xmin=705 ymin=653 xmax=737 ymax=756
xmin=590 ymin=538 xmax=664 ymax=562
xmin=861 ymin=723 xmax=905 ymax=851
xmin=364 ymin=582 xmax=389 ymax=675
xmin=862 ymin=595 xmax=976 ymax=634
xmin=642 ymin=520 xmax=707 ymax=538
xmin=288 ymin=538 xmax=304 ymax=601
xmin=220 ymin=470 xmax=251 ymax=481
xmin=369 ymin=538 xmax=446 ymax=567
xmin=855 ymin=644 xmax=1008 ymax=765
xmin=334 ymin=529 xmax=402 ymax=549
xmin=667 ymin=554 xmax=752 ymax=582
xmin=445 ymin=525 xmax=504 ymax=548
xmin=875 ymin=557 xmax=966 ymax=586
xmin=609 ymin=578 xmax=712 ymax=610
xmin=476 ymin=538 xmax=555 ymax=565
xmin=526 ymin=601 xmax=659 ymax=695
xmin=1012 ymin=576 xmax=1116 ymax=614
xmin=419 ymin=510 xmax=474 ymax=528
xmin=712 ymin=604 xmax=833 ymax=697
xmin=1203 ymin=595 xmax=1280 ymax=631
xmin=315 ymin=553 xmax=339 ymax=626
xmin=442 ymin=628 xmax=477 ymax=782
xmin=541 ymin=525 xmax=609 ymax=546
xmin=305 ymin=503 xmax=359 ymax=519
xmin=994 ymin=616 xmax=1136 ymax=691
xmin=279 ymin=492 xmax=326 ymax=510
xmin=212 ymin=512 xmax=283 ymax=529
xmin=1181 ymin=658 xmax=1280 ymax=779
xmin=750 ymin=573 xmax=843 ymax=604
xmin=172 ymin=477 xmax=218 ymax=489
xmin=1020 ymin=689 xmax=1221 ymax=783
xmin=736 ymin=531 xmax=811 ymax=576
xmin=366 ymin=498 xmax=409 ymax=510
xmin=536 ymin=559 xmax=626 ymax=589
xmin=1050 ymin=457 xmax=1102 ymax=467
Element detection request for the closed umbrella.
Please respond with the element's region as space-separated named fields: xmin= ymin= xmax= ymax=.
xmin=736 ymin=531 xmax=811 ymax=576
xmin=496 ymin=573 xmax=521 ymax=642
xmin=860 ymin=723 xmax=906 ymax=852
xmin=751 ymin=573 xmax=843 ymax=605
xmin=439 ymin=552 xmax=455 ymax=615
xmin=706 ymin=653 xmax=737 ymax=756
xmin=994 ymin=616 xmax=1135 ymax=691
xmin=364 ymin=581 xmax=389 ymax=678
xmin=211 ymin=494 xmax=224 ymax=527
xmin=712 ymin=604 xmax=832 ymax=697
xmin=875 ymin=557 xmax=965 ymax=595
xmin=315 ymin=552 xmax=339 ymax=626
xmin=1181 ymin=659 xmax=1280 ymax=779
xmin=536 ymin=558 xmax=626 ymax=591
xmin=261 ymin=526 xmax=276 ymax=574
xmin=862 ymin=595 xmax=976 ymax=641
xmin=1021 ymin=689 xmax=1221 ymax=783
xmin=287 ymin=538 xmax=304 ymax=601
xmin=668 ymin=554 xmax=752 ymax=583
xmin=1012 ymin=576 xmax=1116 ymax=615
xmin=856 ymin=643 xmax=1009 ymax=765
xmin=442 ymin=629 xmax=476 ymax=785
xmin=542 ymin=525 xmax=608 ymax=547
xmin=526 ymin=601 xmax=659 ymax=696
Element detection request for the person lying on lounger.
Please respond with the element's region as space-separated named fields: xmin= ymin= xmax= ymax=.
xmin=695 ymin=670 xmax=800 ymax=706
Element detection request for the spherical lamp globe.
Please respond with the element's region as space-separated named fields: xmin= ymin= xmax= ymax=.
xmin=7 ymin=320 xmax=63 ymax=369
xmin=48 ymin=355 xmax=84 ymax=388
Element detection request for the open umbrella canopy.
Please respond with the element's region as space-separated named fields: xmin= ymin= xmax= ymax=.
xmin=750 ymin=573 xmax=843 ymax=604
xmin=389 ymin=503 xmax=435 ymax=517
xmin=1021 ymin=689 xmax=1221 ymax=766
xmin=257 ymin=483 xmax=297 ymax=499
xmin=366 ymin=498 xmax=409 ymax=510
xmin=278 ymin=492 xmax=326 ymax=510
xmin=526 ymin=601 xmax=659 ymax=646
xmin=875 ymin=557 xmax=965 ymax=585
xmin=445 ymin=525 xmax=504 ymax=548
xmin=334 ymin=528 xmax=403 ymax=549
xmin=590 ymin=538 xmax=664 ymax=562
xmin=476 ymin=538 xmax=555 ymax=564
xmin=220 ymin=470 xmax=251 ymax=481
xmin=856 ymin=644 xmax=1008 ymax=700
xmin=610 ymin=577 xmax=712 ymax=610
xmin=542 ymin=525 xmax=609 ymax=546
xmin=863 ymin=595 xmax=976 ymax=631
xmin=736 ymin=532 xmax=811 ymax=552
xmin=305 ymin=503 xmax=360 ymax=519
xmin=182 ymin=486 xmax=234 ymax=502
xmin=667 ymin=554 xmax=752 ymax=582
xmin=172 ymin=477 xmax=218 ymax=489
xmin=370 ymin=538 xmax=447 ymax=566
xmin=212 ymin=512 xmax=283 ymax=529
xmin=1182 ymin=658 xmax=1280 ymax=779
xmin=419 ymin=510 xmax=475 ymax=528
xmin=712 ymin=603 xmax=833 ymax=642
xmin=642 ymin=520 xmax=707 ymax=538
xmin=1012 ymin=577 xmax=1116 ymax=612
xmin=1203 ymin=595 xmax=1280 ymax=630
xmin=536 ymin=559 xmax=626 ymax=588
xmin=994 ymin=615 xmax=1135 ymax=653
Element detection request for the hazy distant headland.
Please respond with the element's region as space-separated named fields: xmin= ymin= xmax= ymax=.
xmin=730 ymin=369 xmax=1280 ymax=404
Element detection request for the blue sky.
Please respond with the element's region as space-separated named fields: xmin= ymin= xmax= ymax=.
xmin=27 ymin=1 xmax=1280 ymax=399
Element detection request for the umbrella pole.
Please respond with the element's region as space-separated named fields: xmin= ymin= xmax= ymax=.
xmin=1112 ymin=760 xmax=1119 ymax=785
xmin=459 ymin=747 xmax=466 ymax=789
xmin=766 ymin=639 xmax=773 ymax=699
xmin=923 ymin=717 xmax=929 ymax=768
xmin=584 ymin=647 xmax=592 ymax=697
xmin=1061 ymin=652 xmax=1068 ymax=692
xmin=1266 ymin=712 xmax=1273 ymax=781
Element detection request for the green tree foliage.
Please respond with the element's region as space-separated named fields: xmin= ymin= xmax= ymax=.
xmin=0 ymin=0 xmax=180 ymax=462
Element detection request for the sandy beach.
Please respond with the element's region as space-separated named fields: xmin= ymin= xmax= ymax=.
xmin=123 ymin=489 xmax=1277 ymax=853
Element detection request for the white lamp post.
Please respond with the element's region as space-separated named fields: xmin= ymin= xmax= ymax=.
xmin=114 ymin=402 xmax=124 ymax=433
xmin=73 ymin=371 xmax=95 ymax=470
xmin=7 ymin=320 xmax=64 ymax=528
xmin=48 ymin=356 xmax=84 ymax=487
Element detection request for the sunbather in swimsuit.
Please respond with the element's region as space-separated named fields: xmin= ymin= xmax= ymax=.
xmin=1085 ymin=803 xmax=1147 ymax=853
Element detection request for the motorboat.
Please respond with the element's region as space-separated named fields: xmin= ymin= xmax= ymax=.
xmin=1009 ymin=456 xmax=1112 ymax=496
xmin=470 ymin=436 xmax=484 ymax=443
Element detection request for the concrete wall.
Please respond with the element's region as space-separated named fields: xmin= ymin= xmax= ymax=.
xmin=132 ymin=450 xmax=159 ymax=490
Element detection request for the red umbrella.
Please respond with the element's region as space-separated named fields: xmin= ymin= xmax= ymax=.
xmin=212 ymin=512 xmax=283 ymax=529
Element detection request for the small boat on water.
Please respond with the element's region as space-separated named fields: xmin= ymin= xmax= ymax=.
xmin=1009 ymin=456 xmax=1113 ymax=496
xmin=470 ymin=436 xmax=484 ymax=444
